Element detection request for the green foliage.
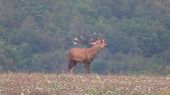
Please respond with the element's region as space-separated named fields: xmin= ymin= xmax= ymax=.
xmin=48 ymin=82 xmax=61 ymax=92
xmin=0 ymin=0 xmax=170 ymax=74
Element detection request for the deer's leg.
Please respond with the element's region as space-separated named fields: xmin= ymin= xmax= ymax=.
xmin=67 ymin=60 xmax=73 ymax=72
xmin=84 ymin=62 xmax=90 ymax=74
xmin=67 ymin=60 xmax=77 ymax=73
xmin=70 ymin=61 xmax=77 ymax=73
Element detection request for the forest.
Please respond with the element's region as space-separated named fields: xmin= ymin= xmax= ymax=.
xmin=0 ymin=0 xmax=170 ymax=75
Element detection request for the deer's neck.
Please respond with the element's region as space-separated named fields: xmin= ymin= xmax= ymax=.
xmin=88 ymin=45 xmax=101 ymax=60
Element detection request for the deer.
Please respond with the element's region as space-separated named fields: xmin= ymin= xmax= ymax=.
xmin=67 ymin=34 xmax=107 ymax=73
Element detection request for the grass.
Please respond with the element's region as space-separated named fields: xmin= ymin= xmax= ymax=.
xmin=0 ymin=72 xmax=170 ymax=95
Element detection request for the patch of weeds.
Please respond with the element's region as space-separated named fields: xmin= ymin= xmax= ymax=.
xmin=158 ymin=91 xmax=168 ymax=95
xmin=89 ymin=85 xmax=116 ymax=95
xmin=47 ymin=82 xmax=61 ymax=92
xmin=123 ymin=91 xmax=145 ymax=95
xmin=109 ymin=85 xmax=116 ymax=94
xmin=89 ymin=90 xmax=105 ymax=95
xmin=130 ymin=92 xmax=143 ymax=95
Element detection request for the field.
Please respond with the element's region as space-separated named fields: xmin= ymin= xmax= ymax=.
xmin=0 ymin=73 xmax=170 ymax=95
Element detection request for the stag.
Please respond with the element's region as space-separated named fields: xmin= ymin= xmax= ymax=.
xmin=67 ymin=35 xmax=106 ymax=73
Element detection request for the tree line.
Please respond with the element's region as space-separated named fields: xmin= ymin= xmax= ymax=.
xmin=0 ymin=0 xmax=170 ymax=74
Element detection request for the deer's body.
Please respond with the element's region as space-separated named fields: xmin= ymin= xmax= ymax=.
xmin=68 ymin=45 xmax=101 ymax=63
xmin=67 ymin=38 xmax=106 ymax=73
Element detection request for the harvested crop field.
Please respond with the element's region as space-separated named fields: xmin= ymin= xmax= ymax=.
xmin=0 ymin=73 xmax=170 ymax=95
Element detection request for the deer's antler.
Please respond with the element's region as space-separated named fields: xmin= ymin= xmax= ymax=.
xmin=73 ymin=35 xmax=88 ymax=45
xmin=73 ymin=33 xmax=105 ymax=46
